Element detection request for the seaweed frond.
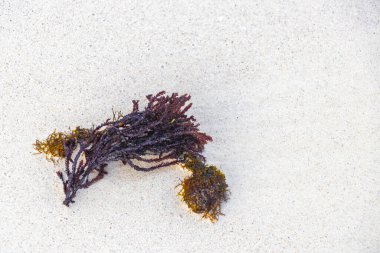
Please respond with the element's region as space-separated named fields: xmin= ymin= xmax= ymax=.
xmin=179 ymin=156 xmax=229 ymax=222
xmin=33 ymin=127 xmax=90 ymax=163
xmin=33 ymin=130 xmax=67 ymax=162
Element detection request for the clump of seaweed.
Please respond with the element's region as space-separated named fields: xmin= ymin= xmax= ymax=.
xmin=178 ymin=156 xmax=229 ymax=222
xmin=34 ymin=91 xmax=229 ymax=221
xmin=34 ymin=131 xmax=67 ymax=162
xmin=34 ymin=127 xmax=90 ymax=162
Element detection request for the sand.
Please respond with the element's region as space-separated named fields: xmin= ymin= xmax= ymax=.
xmin=0 ymin=1 xmax=379 ymax=252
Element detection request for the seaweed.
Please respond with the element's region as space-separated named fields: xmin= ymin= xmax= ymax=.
xmin=179 ymin=156 xmax=229 ymax=222
xmin=34 ymin=91 xmax=229 ymax=221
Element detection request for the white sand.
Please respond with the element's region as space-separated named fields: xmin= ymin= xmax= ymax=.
xmin=1 ymin=1 xmax=379 ymax=252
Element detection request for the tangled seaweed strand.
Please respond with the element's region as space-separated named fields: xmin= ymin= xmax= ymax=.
xmin=34 ymin=91 xmax=228 ymax=221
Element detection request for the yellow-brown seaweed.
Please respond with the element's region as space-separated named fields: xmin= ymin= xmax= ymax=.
xmin=179 ymin=156 xmax=229 ymax=222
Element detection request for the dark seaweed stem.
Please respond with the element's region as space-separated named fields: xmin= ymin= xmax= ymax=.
xmin=34 ymin=91 xmax=228 ymax=221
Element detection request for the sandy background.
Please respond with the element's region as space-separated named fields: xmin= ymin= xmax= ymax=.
xmin=1 ymin=1 xmax=379 ymax=252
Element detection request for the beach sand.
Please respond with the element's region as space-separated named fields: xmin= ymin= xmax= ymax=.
xmin=0 ymin=1 xmax=379 ymax=252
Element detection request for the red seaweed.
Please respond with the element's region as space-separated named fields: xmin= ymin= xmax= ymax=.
xmin=34 ymin=91 xmax=229 ymax=221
